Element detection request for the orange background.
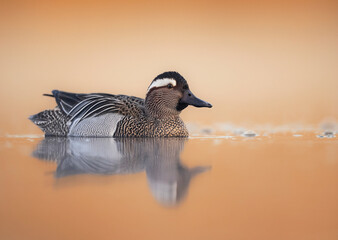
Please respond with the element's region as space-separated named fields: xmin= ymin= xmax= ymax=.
xmin=0 ymin=0 xmax=337 ymax=135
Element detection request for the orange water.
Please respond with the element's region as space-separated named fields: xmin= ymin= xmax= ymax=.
xmin=0 ymin=133 xmax=337 ymax=240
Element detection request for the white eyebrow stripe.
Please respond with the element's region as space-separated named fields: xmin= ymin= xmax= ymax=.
xmin=147 ymin=78 xmax=177 ymax=92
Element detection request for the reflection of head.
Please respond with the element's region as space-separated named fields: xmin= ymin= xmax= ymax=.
xmin=144 ymin=138 xmax=210 ymax=206
xmin=148 ymin=180 xmax=178 ymax=205
xmin=32 ymin=137 xmax=210 ymax=206
xmin=147 ymin=165 xmax=210 ymax=206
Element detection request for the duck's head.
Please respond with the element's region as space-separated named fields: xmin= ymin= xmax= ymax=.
xmin=145 ymin=71 xmax=212 ymax=118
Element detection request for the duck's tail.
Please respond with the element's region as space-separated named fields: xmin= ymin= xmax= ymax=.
xmin=29 ymin=108 xmax=69 ymax=136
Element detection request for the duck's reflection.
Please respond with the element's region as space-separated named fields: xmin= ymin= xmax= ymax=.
xmin=32 ymin=138 xmax=210 ymax=206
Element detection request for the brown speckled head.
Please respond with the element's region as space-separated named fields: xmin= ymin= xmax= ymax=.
xmin=145 ymin=71 xmax=212 ymax=119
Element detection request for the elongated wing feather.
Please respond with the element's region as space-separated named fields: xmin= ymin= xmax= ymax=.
xmin=49 ymin=90 xmax=144 ymax=124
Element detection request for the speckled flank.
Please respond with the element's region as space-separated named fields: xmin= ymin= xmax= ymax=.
xmin=69 ymin=113 xmax=123 ymax=137
xmin=114 ymin=116 xmax=188 ymax=137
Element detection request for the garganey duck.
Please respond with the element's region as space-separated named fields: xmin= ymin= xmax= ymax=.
xmin=29 ymin=71 xmax=212 ymax=137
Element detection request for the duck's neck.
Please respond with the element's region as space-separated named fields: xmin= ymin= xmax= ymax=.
xmin=145 ymin=96 xmax=180 ymax=120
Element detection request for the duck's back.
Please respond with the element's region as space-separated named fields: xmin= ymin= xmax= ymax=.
xmin=30 ymin=90 xmax=145 ymax=137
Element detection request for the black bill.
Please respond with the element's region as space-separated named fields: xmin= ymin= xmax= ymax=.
xmin=177 ymin=90 xmax=212 ymax=111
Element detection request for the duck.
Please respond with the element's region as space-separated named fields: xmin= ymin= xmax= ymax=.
xmin=29 ymin=71 xmax=212 ymax=137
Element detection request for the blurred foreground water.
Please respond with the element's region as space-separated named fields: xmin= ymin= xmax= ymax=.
xmin=0 ymin=130 xmax=337 ymax=240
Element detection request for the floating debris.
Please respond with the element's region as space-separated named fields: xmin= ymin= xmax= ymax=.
xmin=323 ymin=131 xmax=335 ymax=138
xmin=316 ymin=131 xmax=335 ymax=139
xmin=242 ymin=130 xmax=257 ymax=137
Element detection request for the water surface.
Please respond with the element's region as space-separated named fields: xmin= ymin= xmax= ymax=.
xmin=0 ymin=134 xmax=337 ymax=240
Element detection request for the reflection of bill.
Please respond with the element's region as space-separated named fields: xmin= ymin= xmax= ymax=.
xmin=32 ymin=138 xmax=210 ymax=206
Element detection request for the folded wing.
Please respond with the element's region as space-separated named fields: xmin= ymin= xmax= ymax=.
xmin=51 ymin=90 xmax=144 ymax=124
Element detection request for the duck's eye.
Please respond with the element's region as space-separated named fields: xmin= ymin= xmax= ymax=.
xmin=183 ymin=85 xmax=189 ymax=90
xmin=167 ymin=84 xmax=173 ymax=89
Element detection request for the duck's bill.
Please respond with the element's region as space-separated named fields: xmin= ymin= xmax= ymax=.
xmin=179 ymin=90 xmax=213 ymax=108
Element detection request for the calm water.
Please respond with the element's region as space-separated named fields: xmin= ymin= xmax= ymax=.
xmin=0 ymin=133 xmax=337 ymax=240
